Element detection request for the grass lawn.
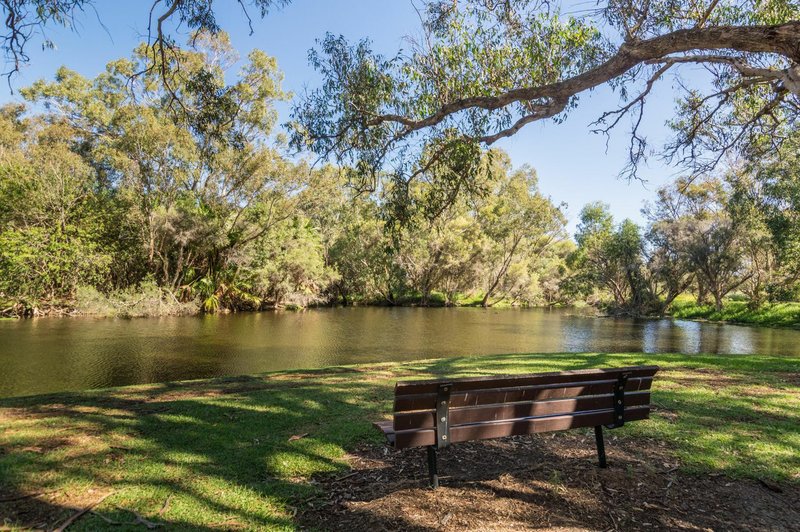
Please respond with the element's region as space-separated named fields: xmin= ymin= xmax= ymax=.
xmin=670 ymin=295 xmax=800 ymax=328
xmin=1 ymin=352 xmax=798 ymax=530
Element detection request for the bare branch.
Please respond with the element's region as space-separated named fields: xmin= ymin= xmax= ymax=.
xmin=478 ymin=96 xmax=568 ymax=144
xmin=647 ymin=54 xmax=799 ymax=95
xmin=696 ymin=0 xmax=720 ymax=29
xmin=592 ymin=62 xmax=673 ymax=136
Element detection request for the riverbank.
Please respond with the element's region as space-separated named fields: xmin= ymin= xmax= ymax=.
xmin=13 ymin=291 xmax=800 ymax=333
xmin=1 ymin=284 xmax=568 ymax=319
xmin=1 ymin=352 xmax=797 ymax=530
xmin=670 ymin=297 xmax=800 ymax=328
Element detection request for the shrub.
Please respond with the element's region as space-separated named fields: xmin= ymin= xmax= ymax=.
xmin=76 ymin=280 xmax=196 ymax=318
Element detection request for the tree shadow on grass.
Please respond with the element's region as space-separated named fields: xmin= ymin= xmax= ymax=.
xmin=297 ymin=354 xmax=800 ymax=530
xmin=1 ymin=355 xmax=798 ymax=530
xmin=0 ymin=372 xmax=395 ymax=529
xmin=300 ymin=429 xmax=800 ymax=531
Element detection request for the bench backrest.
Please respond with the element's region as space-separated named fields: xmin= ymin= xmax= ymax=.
xmin=391 ymin=365 xmax=659 ymax=449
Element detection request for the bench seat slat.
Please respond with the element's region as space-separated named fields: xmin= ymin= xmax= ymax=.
xmin=394 ymin=376 xmax=652 ymax=412
xmin=393 ymin=391 xmax=650 ymax=431
xmin=394 ymin=365 xmax=658 ymax=396
xmin=393 ymin=405 xmax=651 ymax=449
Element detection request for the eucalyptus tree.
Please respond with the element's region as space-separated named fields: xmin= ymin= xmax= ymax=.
xmin=736 ymin=132 xmax=800 ymax=301
xmin=569 ymin=203 xmax=620 ymax=304
xmin=328 ymin=203 xmax=402 ymax=305
xmin=293 ymin=0 xmax=800 ymax=215
xmin=725 ymin=171 xmax=781 ymax=306
xmin=238 ymin=215 xmax=334 ymax=309
xmin=642 ymin=222 xmax=695 ymax=314
xmin=476 ymin=157 xmax=566 ymax=307
xmin=648 ymin=176 xmax=753 ymax=310
xmin=21 ymin=32 xmax=292 ymax=299
xmin=0 ymin=107 xmax=113 ymax=305
xmin=535 ymin=239 xmax=576 ymax=306
xmin=394 ymin=180 xmax=483 ymax=306
xmin=569 ymin=203 xmax=657 ymax=314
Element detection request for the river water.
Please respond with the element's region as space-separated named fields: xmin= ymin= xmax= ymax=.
xmin=2 ymin=307 xmax=799 ymax=398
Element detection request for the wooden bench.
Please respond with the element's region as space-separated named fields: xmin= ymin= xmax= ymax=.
xmin=374 ymin=365 xmax=659 ymax=488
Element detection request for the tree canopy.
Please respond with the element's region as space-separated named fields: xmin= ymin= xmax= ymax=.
xmin=3 ymin=2 xmax=799 ymax=209
xmin=290 ymin=0 xmax=800 ymax=210
xmin=2 ymin=1 xmax=800 ymax=318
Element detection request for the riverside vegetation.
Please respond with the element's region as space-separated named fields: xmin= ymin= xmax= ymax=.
xmin=2 ymin=1 xmax=800 ymax=324
xmin=0 ymin=34 xmax=571 ymax=317
xmin=1 ymin=34 xmax=800 ymax=323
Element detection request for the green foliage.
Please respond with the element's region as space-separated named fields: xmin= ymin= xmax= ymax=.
xmin=0 ymin=46 xmax=572 ymax=316
xmin=291 ymin=2 xmax=607 ymax=200
xmin=0 ymin=113 xmax=113 ymax=306
xmin=670 ymin=295 xmax=800 ymax=328
xmin=242 ymin=216 xmax=336 ymax=308
xmin=76 ymin=280 xmax=196 ymax=318
xmin=0 ymin=34 xmax=318 ymax=315
xmin=294 ymin=0 xmax=800 ymax=202
xmin=327 ymin=206 xmax=402 ymax=305
xmin=19 ymin=31 xmax=290 ymax=293
xmin=3 ymin=15 xmax=799 ymax=318
xmin=568 ymin=203 xmax=654 ymax=313
xmin=646 ymin=175 xmax=764 ymax=311
xmin=476 ymin=157 xmax=567 ymax=306
xmin=0 ymin=227 xmax=110 ymax=303
xmin=571 ymin=165 xmax=800 ymax=316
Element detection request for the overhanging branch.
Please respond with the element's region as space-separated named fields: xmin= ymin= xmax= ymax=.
xmin=364 ymin=21 xmax=800 ymax=139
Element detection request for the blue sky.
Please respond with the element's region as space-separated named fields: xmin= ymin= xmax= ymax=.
xmin=0 ymin=0 xmax=694 ymax=233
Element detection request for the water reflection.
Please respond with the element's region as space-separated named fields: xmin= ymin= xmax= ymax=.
xmin=1 ymin=307 xmax=799 ymax=398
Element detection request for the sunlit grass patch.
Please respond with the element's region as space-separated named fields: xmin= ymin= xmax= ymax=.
xmin=0 ymin=351 xmax=798 ymax=529
xmin=670 ymin=295 xmax=800 ymax=328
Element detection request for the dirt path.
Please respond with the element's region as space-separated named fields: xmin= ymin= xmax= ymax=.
xmin=300 ymin=432 xmax=799 ymax=531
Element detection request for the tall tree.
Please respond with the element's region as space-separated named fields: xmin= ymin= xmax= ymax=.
xmin=476 ymin=158 xmax=566 ymax=307
xmin=394 ymin=181 xmax=483 ymax=306
xmin=648 ymin=176 xmax=752 ymax=311
xmin=21 ymin=32 xmax=292 ymax=294
xmin=569 ymin=203 xmax=657 ymax=314
xmin=0 ymin=109 xmax=113 ymax=308
xmin=293 ymin=1 xmax=800 ymax=214
xmin=736 ymin=131 xmax=800 ymax=300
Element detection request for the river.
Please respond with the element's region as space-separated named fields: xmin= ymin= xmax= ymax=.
xmin=2 ymin=307 xmax=799 ymax=398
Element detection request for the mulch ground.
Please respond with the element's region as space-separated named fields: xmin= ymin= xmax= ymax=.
xmin=299 ymin=431 xmax=799 ymax=531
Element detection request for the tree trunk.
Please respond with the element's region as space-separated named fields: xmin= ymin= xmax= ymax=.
xmin=697 ymin=282 xmax=708 ymax=305
xmin=713 ymin=292 xmax=723 ymax=312
xmin=421 ymin=288 xmax=431 ymax=307
xmin=480 ymin=291 xmax=491 ymax=308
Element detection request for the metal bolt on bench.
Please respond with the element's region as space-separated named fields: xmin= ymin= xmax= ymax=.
xmin=373 ymin=366 xmax=658 ymax=488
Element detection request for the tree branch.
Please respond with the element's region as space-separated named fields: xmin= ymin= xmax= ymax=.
xmin=364 ymin=21 xmax=800 ymax=136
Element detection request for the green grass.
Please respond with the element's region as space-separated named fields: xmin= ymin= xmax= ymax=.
xmin=670 ymin=295 xmax=800 ymax=327
xmin=1 ymin=352 xmax=798 ymax=529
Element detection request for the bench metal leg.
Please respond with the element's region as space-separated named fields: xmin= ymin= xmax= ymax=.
xmin=426 ymin=446 xmax=439 ymax=489
xmin=594 ymin=425 xmax=607 ymax=468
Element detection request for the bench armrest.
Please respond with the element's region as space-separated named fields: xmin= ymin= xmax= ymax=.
xmin=373 ymin=420 xmax=396 ymax=446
